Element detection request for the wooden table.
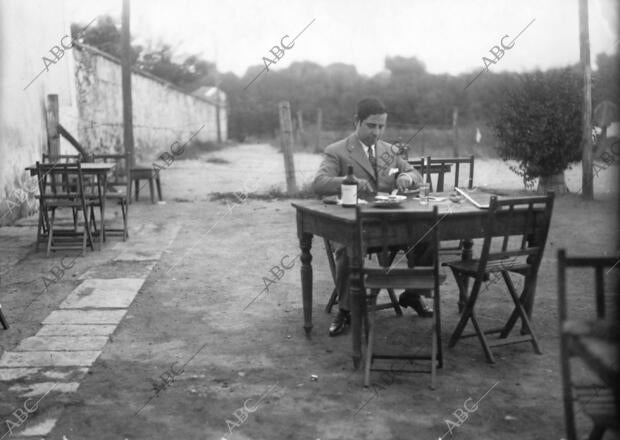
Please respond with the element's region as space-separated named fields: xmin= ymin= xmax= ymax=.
xmin=292 ymin=195 xmax=546 ymax=368
xmin=26 ymin=163 xmax=115 ymax=249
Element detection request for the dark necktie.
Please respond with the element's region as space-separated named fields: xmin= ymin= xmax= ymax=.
xmin=368 ymin=146 xmax=377 ymax=178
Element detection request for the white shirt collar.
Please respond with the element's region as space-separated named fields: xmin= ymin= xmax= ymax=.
xmin=360 ymin=141 xmax=375 ymax=158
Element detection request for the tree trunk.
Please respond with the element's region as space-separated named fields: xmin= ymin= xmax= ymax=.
xmin=537 ymin=172 xmax=568 ymax=194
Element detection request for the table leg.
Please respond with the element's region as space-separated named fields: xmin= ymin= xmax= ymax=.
xmin=148 ymin=177 xmax=155 ymax=204
xmin=134 ymin=179 xmax=140 ymax=202
xmin=100 ymin=173 xmax=107 ymax=248
xmin=349 ymin=245 xmax=363 ymax=370
xmin=156 ymin=176 xmax=163 ymax=201
xmin=300 ymin=233 xmax=313 ymax=337
xmin=458 ymin=238 xmax=474 ymax=313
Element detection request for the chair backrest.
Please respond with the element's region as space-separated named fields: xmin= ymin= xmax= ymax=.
xmin=473 ymin=193 xmax=555 ymax=282
xmin=35 ymin=161 xmax=88 ymax=204
xmin=557 ymin=250 xmax=617 ymax=324
xmin=42 ymin=153 xmax=81 ymax=163
xmin=356 ymin=205 xmax=440 ymax=274
xmin=408 ymin=157 xmax=427 ymax=181
xmin=426 ymin=156 xmax=475 ymax=192
xmin=91 ymin=153 xmax=131 ymax=196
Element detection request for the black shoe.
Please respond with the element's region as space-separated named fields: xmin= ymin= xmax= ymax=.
xmin=329 ymin=310 xmax=351 ymax=337
xmin=399 ymin=291 xmax=433 ymax=318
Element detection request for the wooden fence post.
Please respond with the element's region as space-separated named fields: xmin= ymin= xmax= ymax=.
xmin=315 ymin=108 xmax=323 ymax=153
xmin=452 ymin=106 xmax=459 ymax=157
xmin=46 ymin=94 xmax=59 ymax=159
xmin=278 ymin=101 xmax=297 ymax=195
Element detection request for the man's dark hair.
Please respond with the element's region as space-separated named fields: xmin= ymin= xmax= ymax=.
xmin=355 ymin=98 xmax=387 ymax=123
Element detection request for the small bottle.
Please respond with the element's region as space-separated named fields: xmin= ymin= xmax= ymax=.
xmin=341 ymin=165 xmax=358 ymax=207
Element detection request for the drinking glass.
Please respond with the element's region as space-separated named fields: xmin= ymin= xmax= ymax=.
xmin=419 ymin=183 xmax=430 ymax=205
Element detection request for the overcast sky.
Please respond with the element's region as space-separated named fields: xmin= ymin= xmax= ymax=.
xmin=62 ymin=0 xmax=618 ymax=77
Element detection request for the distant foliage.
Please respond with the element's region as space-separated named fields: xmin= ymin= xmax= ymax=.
xmin=491 ymin=68 xmax=583 ymax=184
xmin=73 ymin=16 xmax=618 ymax=144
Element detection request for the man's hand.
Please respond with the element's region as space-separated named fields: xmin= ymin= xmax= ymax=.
xmin=396 ymin=174 xmax=413 ymax=192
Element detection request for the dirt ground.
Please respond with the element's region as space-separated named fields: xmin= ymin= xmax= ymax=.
xmin=0 ymin=143 xmax=618 ymax=440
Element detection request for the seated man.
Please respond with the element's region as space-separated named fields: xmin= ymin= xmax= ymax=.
xmin=313 ymin=97 xmax=433 ymax=337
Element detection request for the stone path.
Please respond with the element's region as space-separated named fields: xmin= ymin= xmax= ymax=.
xmin=0 ymin=223 xmax=180 ymax=438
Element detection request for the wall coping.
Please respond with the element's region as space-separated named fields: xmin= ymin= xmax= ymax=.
xmin=73 ymin=43 xmax=219 ymax=107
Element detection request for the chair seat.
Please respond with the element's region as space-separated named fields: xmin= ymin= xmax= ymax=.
xmin=445 ymin=258 xmax=530 ymax=277
xmin=364 ymin=268 xmax=447 ymax=290
xmin=46 ymin=198 xmax=93 ymax=208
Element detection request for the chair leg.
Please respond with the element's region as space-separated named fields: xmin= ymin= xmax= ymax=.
xmin=431 ymin=314 xmax=437 ymax=389
xmin=121 ymin=199 xmax=128 ymax=241
xmin=82 ymin=206 xmax=95 ymax=252
xmin=149 ymin=177 xmax=155 ymax=204
xmin=36 ymin=210 xmax=44 ymax=252
xmin=364 ymin=292 xmax=378 ymax=387
xmin=156 ymin=176 xmax=162 ymax=201
xmin=500 ymin=279 xmax=532 ymax=338
xmin=134 ymin=179 xmax=140 ymax=201
xmin=500 ymin=271 xmax=542 ymax=354
xmin=469 ymin=309 xmax=495 ymax=363
xmin=386 ymin=289 xmax=403 ymax=316
xmin=47 ymin=209 xmax=55 ymax=257
xmin=434 ymin=289 xmax=443 ymax=369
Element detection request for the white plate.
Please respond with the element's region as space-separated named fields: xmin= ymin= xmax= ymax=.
xmin=375 ymin=195 xmax=407 ymax=202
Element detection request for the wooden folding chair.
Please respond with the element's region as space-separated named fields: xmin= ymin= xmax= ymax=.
xmin=35 ymin=161 xmax=95 ymax=256
xmin=558 ymin=250 xmax=619 ymax=440
xmin=88 ymin=154 xmax=130 ymax=241
xmin=359 ymin=205 xmax=445 ymax=389
xmin=425 ymin=156 xmax=475 ymax=258
xmin=425 ymin=156 xmax=475 ymax=192
xmin=446 ymin=193 xmax=555 ymax=363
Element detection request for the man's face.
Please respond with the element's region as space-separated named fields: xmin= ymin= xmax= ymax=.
xmin=355 ymin=113 xmax=387 ymax=147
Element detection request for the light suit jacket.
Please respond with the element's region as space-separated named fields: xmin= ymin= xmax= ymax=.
xmin=313 ymin=132 xmax=422 ymax=195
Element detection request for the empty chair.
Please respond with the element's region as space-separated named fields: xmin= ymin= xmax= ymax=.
xmin=557 ymin=249 xmax=619 ymax=440
xmin=446 ymin=193 xmax=555 ymax=363
xmin=358 ymin=205 xmax=445 ymax=388
xmin=35 ymin=161 xmax=95 ymax=256
xmin=88 ymin=153 xmax=130 ymax=240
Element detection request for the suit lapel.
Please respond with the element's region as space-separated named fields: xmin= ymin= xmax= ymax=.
xmin=345 ymin=133 xmax=376 ymax=184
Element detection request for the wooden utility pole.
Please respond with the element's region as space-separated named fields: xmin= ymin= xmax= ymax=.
xmin=315 ymin=108 xmax=322 ymax=153
xmin=46 ymin=94 xmax=59 ymax=159
xmin=452 ymin=106 xmax=459 ymax=157
xmin=278 ymin=101 xmax=297 ymax=195
xmin=121 ymin=0 xmax=135 ymax=167
xmin=579 ymin=0 xmax=593 ymax=200
xmin=297 ymin=109 xmax=306 ymax=147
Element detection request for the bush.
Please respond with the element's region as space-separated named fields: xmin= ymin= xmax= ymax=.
xmin=491 ymin=68 xmax=582 ymax=190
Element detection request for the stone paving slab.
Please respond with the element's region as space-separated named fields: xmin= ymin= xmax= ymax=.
xmin=12 ymin=416 xmax=58 ymax=438
xmin=36 ymin=324 xmax=117 ymax=337
xmin=9 ymin=381 xmax=80 ymax=396
xmin=15 ymin=336 xmax=109 ymax=352
xmin=59 ymin=278 xmax=144 ymax=309
xmin=114 ymin=249 xmax=163 ymax=261
xmin=0 ymin=351 xmax=101 ymax=367
xmin=42 ymin=310 xmax=126 ymax=325
xmin=0 ymin=368 xmax=40 ymax=381
xmin=78 ymin=261 xmax=156 ymax=280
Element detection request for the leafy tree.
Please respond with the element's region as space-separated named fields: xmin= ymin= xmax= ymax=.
xmin=490 ymin=68 xmax=582 ymax=193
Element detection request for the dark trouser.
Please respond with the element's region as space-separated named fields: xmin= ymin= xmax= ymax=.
xmin=335 ymin=242 xmax=434 ymax=312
